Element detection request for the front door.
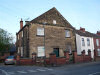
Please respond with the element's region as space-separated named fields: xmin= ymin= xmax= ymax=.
xmin=53 ymin=48 xmax=59 ymax=57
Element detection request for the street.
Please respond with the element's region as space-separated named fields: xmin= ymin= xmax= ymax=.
xmin=0 ymin=61 xmax=100 ymax=75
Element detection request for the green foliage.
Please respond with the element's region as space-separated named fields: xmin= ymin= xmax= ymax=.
xmin=0 ymin=28 xmax=13 ymax=52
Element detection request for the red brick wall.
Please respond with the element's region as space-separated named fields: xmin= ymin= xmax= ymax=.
xmin=93 ymin=38 xmax=100 ymax=50
xmin=73 ymin=50 xmax=92 ymax=63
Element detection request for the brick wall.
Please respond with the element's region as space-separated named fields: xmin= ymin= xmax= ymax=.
xmin=94 ymin=49 xmax=100 ymax=61
xmin=73 ymin=50 xmax=92 ymax=63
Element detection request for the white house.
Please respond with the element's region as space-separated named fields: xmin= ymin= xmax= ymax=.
xmin=75 ymin=28 xmax=94 ymax=58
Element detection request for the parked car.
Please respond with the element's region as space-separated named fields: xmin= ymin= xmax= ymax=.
xmin=4 ymin=56 xmax=16 ymax=65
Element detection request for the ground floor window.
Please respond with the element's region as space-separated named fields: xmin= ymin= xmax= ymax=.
xmin=97 ymin=49 xmax=100 ymax=56
xmin=66 ymin=45 xmax=72 ymax=54
xmin=37 ymin=46 xmax=45 ymax=57
xmin=21 ymin=47 xmax=23 ymax=57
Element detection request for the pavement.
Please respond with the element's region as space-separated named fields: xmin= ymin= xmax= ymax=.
xmin=0 ymin=61 xmax=100 ymax=75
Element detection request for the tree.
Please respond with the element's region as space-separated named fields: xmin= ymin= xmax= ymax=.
xmin=0 ymin=28 xmax=13 ymax=53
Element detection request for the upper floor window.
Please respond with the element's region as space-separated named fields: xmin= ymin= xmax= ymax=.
xmin=65 ymin=30 xmax=70 ymax=37
xmin=96 ymin=39 xmax=99 ymax=46
xmin=82 ymin=38 xmax=85 ymax=46
xmin=18 ymin=34 xmax=19 ymax=40
xmin=53 ymin=20 xmax=56 ymax=24
xmin=37 ymin=27 xmax=44 ymax=36
xmin=87 ymin=38 xmax=90 ymax=46
xmin=22 ymin=31 xmax=23 ymax=37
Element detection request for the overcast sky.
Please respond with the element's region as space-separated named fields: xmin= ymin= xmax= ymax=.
xmin=0 ymin=0 xmax=100 ymax=43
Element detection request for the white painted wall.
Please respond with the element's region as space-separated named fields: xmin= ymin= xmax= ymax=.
xmin=76 ymin=34 xmax=94 ymax=58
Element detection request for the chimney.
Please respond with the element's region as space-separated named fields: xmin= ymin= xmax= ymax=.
xmin=20 ymin=18 xmax=23 ymax=29
xmin=97 ymin=31 xmax=100 ymax=35
xmin=80 ymin=27 xmax=85 ymax=32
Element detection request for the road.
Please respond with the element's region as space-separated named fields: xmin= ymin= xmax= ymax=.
xmin=0 ymin=61 xmax=100 ymax=75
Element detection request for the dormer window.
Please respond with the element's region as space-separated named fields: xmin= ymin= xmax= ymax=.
xmin=53 ymin=20 xmax=56 ymax=24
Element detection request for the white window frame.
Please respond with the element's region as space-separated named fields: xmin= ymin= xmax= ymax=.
xmin=82 ymin=38 xmax=85 ymax=46
xmin=53 ymin=20 xmax=56 ymax=24
xmin=37 ymin=46 xmax=45 ymax=57
xmin=21 ymin=47 xmax=23 ymax=57
xmin=96 ymin=39 xmax=99 ymax=46
xmin=22 ymin=31 xmax=23 ymax=37
xmin=65 ymin=30 xmax=70 ymax=37
xmin=18 ymin=34 xmax=19 ymax=40
xmin=87 ymin=38 xmax=90 ymax=46
xmin=97 ymin=49 xmax=100 ymax=56
xmin=37 ymin=27 xmax=44 ymax=36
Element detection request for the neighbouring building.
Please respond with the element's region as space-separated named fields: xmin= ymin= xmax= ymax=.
xmin=93 ymin=31 xmax=100 ymax=56
xmin=75 ymin=27 xmax=94 ymax=58
xmin=16 ymin=7 xmax=76 ymax=58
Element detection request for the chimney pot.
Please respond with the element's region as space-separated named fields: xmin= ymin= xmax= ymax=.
xmin=97 ymin=31 xmax=100 ymax=35
xmin=20 ymin=18 xmax=23 ymax=29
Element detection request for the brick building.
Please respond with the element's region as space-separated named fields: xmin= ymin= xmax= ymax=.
xmin=93 ymin=31 xmax=100 ymax=56
xmin=16 ymin=7 xmax=76 ymax=58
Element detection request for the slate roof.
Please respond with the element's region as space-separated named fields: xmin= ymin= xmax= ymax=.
xmin=75 ymin=30 xmax=100 ymax=38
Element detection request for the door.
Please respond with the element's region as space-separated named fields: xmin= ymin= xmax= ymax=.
xmin=53 ymin=48 xmax=59 ymax=57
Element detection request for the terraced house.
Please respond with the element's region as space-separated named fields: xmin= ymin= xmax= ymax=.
xmin=16 ymin=7 xmax=76 ymax=58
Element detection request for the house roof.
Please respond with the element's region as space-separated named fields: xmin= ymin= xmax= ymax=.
xmin=75 ymin=30 xmax=100 ymax=38
xmin=30 ymin=7 xmax=75 ymax=29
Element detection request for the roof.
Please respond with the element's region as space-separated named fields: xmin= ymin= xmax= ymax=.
xmin=75 ymin=30 xmax=100 ymax=38
xmin=30 ymin=7 xmax=75 ymax=29
xmin=16 ymin=24 xmax=29 ymax=35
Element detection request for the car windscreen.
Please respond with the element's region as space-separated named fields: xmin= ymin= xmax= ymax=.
xmin=6 ymin=56 xmax=15 ymax=59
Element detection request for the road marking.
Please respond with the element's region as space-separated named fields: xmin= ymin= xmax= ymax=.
xmin=7 ymin=72 xmax=15 ymax=75
xmin=17 ymin=71 xmax=27 ymax=73
xmin=37 ymin=69 xmax=46 ymax=71
xmin=0 ymin=69 xmax=9 ymax=75
xmin=89 ymin=72 xmax=100 ymax=75
xmin=44 ymin=68 xmax=53 ymax=71
xmin=28 ymin=70 xmax=37 ymax=72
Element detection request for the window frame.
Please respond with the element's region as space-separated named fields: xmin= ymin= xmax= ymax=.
xmin=96 ymin=39 xmax=99 ymax=46
xmin=65 ymin=30 xmax=70 ymax=38
xmin=37 ymin=27 xmax=44 ymax=36
xmin=37 ymin=46 xmax=45 ymax=57
xmin=82 ymin=38 xmax=85 ymax=46
xmin=97 ymin=49 xmax=100 ymax=56
xmin=87 ymin=38 xmax=90 ymax=46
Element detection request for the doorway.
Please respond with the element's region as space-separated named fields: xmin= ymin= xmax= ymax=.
xmin=53 ymin=48 xmax=59 ymax=57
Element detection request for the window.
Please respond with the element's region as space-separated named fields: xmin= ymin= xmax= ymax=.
xmin=37 ymin=27 xmax=44 ymax=36
xmin=21 ymin=47 xmax=23 ymax=57
xmin=53 ymin=20 xmax=56 ymax=24
xmin=96 ymin=39 xmax=99 ymax=46
xmin=82 ymin=38 xmax=85 ymax=46
xmin=37 ymin=46 xmax=45 ymax=57
xmin=65 ymin=30 xmax=70 ymax=37
xmin=18 ymin=34 xmax=19 ymax=40
xmin=87 ymin=38 xmax=90 ymax=46
xmin=67 ymin=45 xmax=72 ymax=54
xmin=97 ymin=49 xmax=100 ymax=56
xmin=18 ymin=47 xmax=20 ymax=54
xmin=22 ymin=31 xmax=23 ymax=37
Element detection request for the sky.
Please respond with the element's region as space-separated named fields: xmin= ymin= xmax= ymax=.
xmin=0 ymin=0 xmax=100 ymax=43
